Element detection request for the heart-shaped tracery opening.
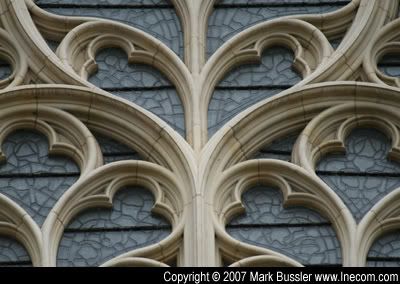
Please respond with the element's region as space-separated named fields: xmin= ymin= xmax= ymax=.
xmin=227 ymin=186 xmax=342 ymax=266
xmin=57 ymin=186 xmax=172 ymax=267
xmin=316 ymin=128 xmax=400 ymax=223
xmin=0 ymin=129 xmax=80 ymax=226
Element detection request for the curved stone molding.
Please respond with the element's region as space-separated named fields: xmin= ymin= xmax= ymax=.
xmin=206 ymin=0 xmax=356 ymax=57
xmin=102 ymin=257 xmax=170 ymax=267
xmin=43 ymin=161 xmax=185 ymax=266
xmin=199 ymin=18 xmax=333 ymax=142
xmin=294 ymin=103 xmax=400 ymax=173
xmin=0 ymin=85 xmax=195 ymax=177
xmin=0 ymin=105 xmax=101 ymax=176
xmin=304 ymin=0 xmax=395 ymax=83
xmin=0 ymin=85 xmax=194 ymax=266
xmin=201 ymin=82 xmax=400 ymax=266
xmin=26 ymin=1 xmax=194 ymax=142
xmin=1 ymin=0 xmax=86 ymax=85
xmin=0 ymin=194 xmax=42 ymax=266
xmin=364 ymin=16 xmax=400 ymax=87
xmin=356 ymin=186 xmax=400 ymax=266
xmin=290 ymin=103 xmax=400 ymax=265
xmin=295 ymin=0 xmax=359 ymax=39
xmin=57 ymin=21 xmax=191 ymax=96
xmin=212 ymin=160 xmax=349 ymax=266
xmin=26 ymin=0 xmax=87 ymax=42
xmin=0 ymin=29 xmax=28 ymax=88
xmin=229 ymin=255 xmax=300 ymax=268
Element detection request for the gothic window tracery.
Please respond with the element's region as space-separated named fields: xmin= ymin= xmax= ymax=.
xmin=0 ymin=0 xmax=399 ymax=267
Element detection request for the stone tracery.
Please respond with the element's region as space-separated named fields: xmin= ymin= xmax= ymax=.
xmin=0 ymin=0 xmax=397 ymax=267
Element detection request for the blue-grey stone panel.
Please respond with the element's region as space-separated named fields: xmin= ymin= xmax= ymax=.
xmin=318 ymin=175 xmax=400 ymax=223
xmin=112 ymin=90 xmax=185 ymax=137
xmin=208 ymin=47 xmax=301 ymax=137
xmin=367 ymin=232 xmax=400 ymax=267
xmin=0 ymin=177 xmax=78 ymax=227
xmin=227 ymin=186 xmax=341 ymax=265
xmin=208 ymin=1 xmax=350 ymax=56
xmin=0 ymin=236 xmax=31 ymax=267
xmin=102 ymin=155 xmax=141 ymax=164
xmin=208 ymin=89 xmax=281 ymax=137
xmin=57 ymin=187 xmax=171 ymax=267
xmin=89 ymin=48 xmax=185 ymax=137
xmin=0 ymin=130 xmax=80 ymax=226
xmin=317 ymin=129 xmax=400 ymax=174
xmin=367 ymin=261 xmax=400 ymax=267
xmin=368 ymin=232 xmax=400 ymax=258
xmin=230 ymin=186 xmax=327 ymax=225
xmin=94 ymin=133 xmax=138 ymax=154
xmin=0 ymin=130 xmax=79 ymax=174
xmin=227 ymin=226 xmax=341 ymax=265
xmin=58 ymin=229 xmax=170 ymax=267
xmin=38 ymin=2 xmax=183 ymax=58
xmin=218 ymin=47 xmax=301 ymax=87
xmin=89 ymin=48 xmax=172 ymax=88
xmin=317 ymin=128 xmax=400 ymax=222
xmin=67 ymin=187 xmax=169 ymax=229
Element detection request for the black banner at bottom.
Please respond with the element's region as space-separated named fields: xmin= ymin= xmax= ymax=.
xmin=1 ymin=267 xmax=400 ymax=283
